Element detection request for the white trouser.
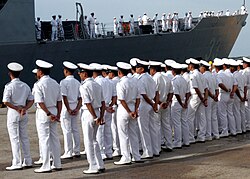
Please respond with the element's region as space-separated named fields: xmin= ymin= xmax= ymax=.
xmin=171 ymin=102 xmax=189 ymax=147
xmin=205 ymin=97 xmax=212 ymax=139
xmin=61 ymin=105 xmax=81 ymax=156
xmin=7 ymin=108 xmax=32 ymax=167
xmin=36 ymin=108 xmax=61 ymax=170
xmin=82 ymin=109 xmax=104 ymax=170
xmin=233 ymin=97 xmax=242 ymax=134
xmin=111 ymin=106 xmax=120 ymax=153
xmin=211 ymin=99 xmax=219 ymax=137
xmin=117 ymin=105 xmax=140 ymax=161
xmin=35 ymin=108 xmax=43 ymax=161
xmin=187 ymin=94 xmax=206 ymax=142
xmin=130 ymin=24 xmax=134 ymax=34
xmin=245 ymin=94 xmax=250 ymax=130
xmin=158 ymin=106 xmax=172 ymax=149
xmin=241 ymin=100 xmax=246 ymax=132
xmin=137 ymin=103 xmax=153 ymax=157
xmin=97 ymin=110 xmax=113 ymax=158
xmin=149 ymin=109 xmax=160 ymax=155
xmin=218 ymin=93 xmax=236 ymax=135
xmin=154 ymin=22 xmax=159 ymax=34
xmin=89 ymin=25 xmax=95 ymax=39
xmin=51 ymin=27 xmax=58 ymax=41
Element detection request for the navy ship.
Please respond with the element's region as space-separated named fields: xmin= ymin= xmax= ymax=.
xmin=0 ymin=0 xmax=248 ymax=100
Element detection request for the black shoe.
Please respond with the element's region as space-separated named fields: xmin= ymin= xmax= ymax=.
xmin=163 ymin=147 xmax=173 ymax=152
xmin=173 ymin=147 xmax=182 ymax=150
xmin=153 ymin=154 xmax=160 ymax=157
xmin=104 ymin=157 xmax=113 ymax=161
xmin=182 ymin=144 xmax=190 ymax=147
xmin=196 ymin=140 xmax=205 ymax=143
xmin=52 ymin=167 xmax=62 ymax=171
xmin=98 ymin=168 xmax=105 ymax=173
xmin=132 ymin=160 xmax=145 ymax=163
xmin=74 ymin=155 xmax=81 ymax=158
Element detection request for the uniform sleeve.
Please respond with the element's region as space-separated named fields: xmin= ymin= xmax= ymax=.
xmin=80 ymin=86 xmax=92 ymax=104
xmin=138 ymin=79 xmax=147 ymax=95
xmin=2 ymin=85 xmax=11 ymax=103
xmin=216 ymin=74 xmax=223 ymax=84
xmin=57 ymin=85 xmax=62 ymax=101
xmin=60 ymin=80 xmax=68 ymax=96
xmin=112 ymin=82 xmax=117 ymax=97
xmin=172 ymin=80 xmax=180 ymax=95
xmin=116 ymin=83 xmax=125 ymax=100
xmin=34 ymin=84 xmax=44 ymax=103
xmin=233 ymin=76 xmax=238 ymax=86
xmin=27 ymin=87 xmax=34 ymax=101
xmin=153 ymin=76 xmax=160 ymax=92
xmin=190 ymin=74 xmax=198 ymax=88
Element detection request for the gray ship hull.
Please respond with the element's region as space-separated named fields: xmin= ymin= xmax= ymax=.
xmin=0 ymin=0 xmax=248 ymax=98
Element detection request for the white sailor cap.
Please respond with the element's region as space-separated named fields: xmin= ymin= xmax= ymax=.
xmin=237 ymin=60 xmax=243 ymax=66
xmin=36 ymin=59 xmax=53 ymax=68
xmin=149 ymin=61 xmax=162 ymax=67
xmin=101 ymin=64 xmax=111 ymax=71
xmin=199 ymin=60 xmax=211 ymax=67
xmin=185 ymin=58 xmax=200 ymax=65
xmin=213 ymin=60 xmax=224 ymax=66
xmin=229 ymin=59 xmax=239 ymax=66
xmin=164 ymin=59 xmax=176 ymax=66
xmin=32 ymin=69 xmax=38 ymax=73
xmin=130 ymin=58 xmax=140 ymax=67
xmin=222 ymin=58 xmax=230 ymax=65
xmin=116 ymin=62 xmax=132 ymax=70
xmin=78 ymin=63 xmax=94 ymax=71
xmin=162 ymin=13 xmax=166 ymax=16
xmin=108 ymin=66 xmax=118 ymax=71
xmin=89 ymin=63 xmax=103 ymax=71
xmin=171 ymin=62 xmax=182 ymax=69
xmin=181 ymin=64 xmax=188 ymax=69
xmin=243 ymin=57 xmax=250 ymax=63
xmin=136 ymin=59 xmax=149 ymax=67
xmin=161 ymin=64 xmax=166 ymax=68
xmin=7 ymin=62 xmax=23 ymax=71
xmin=63 ymin=61 xmax=78 ymax=70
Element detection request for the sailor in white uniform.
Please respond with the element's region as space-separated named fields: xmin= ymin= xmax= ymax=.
xmin=186 ymin=58 xmax=208 ymax=143
xmin=113 ymin=17 xmax=118 ymax=36
xmin=78 ymin=63 xmax=105 ymax=174
xmin=184 ymin=13 xmax=189 ymax=31
xmin=199 ymin=60 xmax=219 ymax=140
xmin=161 ymin=13 xmax=166 ymax=31
xmin=118 ymin=15 xmax=124 ymax=36
xmin=3 ymin=62 xmax=34 ymax=171
xmin=187 ymin=12 xmax=193 ymax=30
xmin=129 ymin=14 xmax=135 ymax=34
xmin=166 ymin=13 xmax=172 ymax=32
xmin=170 ymin=63 xmax=190 ymax=148
xmin=33 ymin=60 xmax=62 ymax=173
xmin=57 ymin=15 xmax=64 ymax=40
xmin=153 ymin=13 xmax=159 ymax=34
xmin=51 ymin=15 xmax=58 ymax=41
xmin=242 ymin=57 xmax=250 ymax=131
xmin=142 ymin=13 xmax=149 ymax=25
xmin=114 ymin=62 xmax=142 ymax=165
xmin=88 ymin=13 xmax=96 ymax=39
xmin=60 ymin=61 xmax=82 ymax=159
xmin=90 ymin=63 xmax=116 ymax=160
xmin=149 ymin=61 xmax=173 ymax=153
xmin=135 ymin=59 xmax=157 ymax=158
xmin=35 ymin=17 xmax=42 ymax=40
xmin=164 ymin=59 xmax=175 ymax=80
xmin=172 ymin=12 xmax=178 ymax=33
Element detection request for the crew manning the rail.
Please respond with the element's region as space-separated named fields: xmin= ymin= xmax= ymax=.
xmin=3 ymin=56 xmax=250 ymax=174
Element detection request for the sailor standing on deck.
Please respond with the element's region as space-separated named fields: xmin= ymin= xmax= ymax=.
xmin=153 ymin=13 xmax=159 ymax=34
xmin=171 ymin=62 xmax=190 ymax=148
xmin=187 ymin=12 xmax=193 ymax=31
xmin=172 ymin=12 xmax=178 ymax=33
xmin=184 ymin=13 xmax=188 ymax=31
xmin=77 ymin=63 xmax=105 ymax=174
xmin=33 ymin=60 xmax=62 ymax=173
xmin=60 ymin=61 xmax=82 ymax=159
xmin=166 ymin=13 xmax=172 ymax=32
xmin=51 ymin=15 xmax=58 ymax=41
xmin=57 ymin=15 xmax=64 ymax=40
xmin=35 ymin=17 xmax=42 ymax=41
xmin=114 ymin=62 xmax=142 ymax=165
xmin=118 ymin=15 xmax=124 ymax=36
xmin=113 ymin=17 xmax=118 ymax=36
xmin=129 ymin=14 xmax=135 ymax=35
xmin=161 ymin=13 xmax=166 ymax=31
xmin=88 ymin=13 xmax=96 ymax=39
xmin=142 ymin=13 xmax=149 ymax=25
xmin=3 ymin=62 xmax=34 ymax=171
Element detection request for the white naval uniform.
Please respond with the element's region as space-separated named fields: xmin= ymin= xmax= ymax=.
xmin=95 ymin=75 xmax=115 ymax=159
xmin=51 ymin=19 xmax=58 ymax=41
xmin=129 ymin=17 xmax=135 ymax=34
xmin=2 ymin=78 xmax=33 ymax=168
xmin=34 ymin=75 xmax=62 ymax=171
xmin=137 ymin=73 xmax=157 ymax=157
xmin=57 ymin=18 xmax=64 ymax=39
xmin=203 ymin=71 xmax=219 ymax=140
xmin=116 ymin=76 xmax=141 ymax=162
xmin=187 ymin=69 xmax=207 ymax=142
xmin=118 ymin=18 xmax=124 ymax=35
xmin=171 ymin=75 xmax=190 ymax=147
xmin=35 ymin=20 xmax=41 ymax=40
xmin=110 ymin=76 xmax=121 ymax=155
xmin=113 ymin=19 xmax=118 ymax=35
xmin=172 ymin=14 xmax=178 ymax=33
xmin=166 ymin=14 xmax=172 ymax=31
xmin=153 ymin=15 xmax=158 ymax=34
xmin=233 ymin=70 xmax=246 ymax=134
xmin=152 ymin=72 xmax=173 ymax=151
xmin=187 ymin=14 xmax=193 ymax=30
xmin=217 ymin=70 xmax=236 ymax=136
xmin=88 ymin=16 xmax=95 ymax=39
xmin=60 ymin=75 xmax=81 ymax=157
xmin=243 ymin=67 xmax=250 ymax=130
xmin=161 ymin=15 xmax=166 ymax=31
xmin=80 ymin=78 xmax=104 ymax=171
